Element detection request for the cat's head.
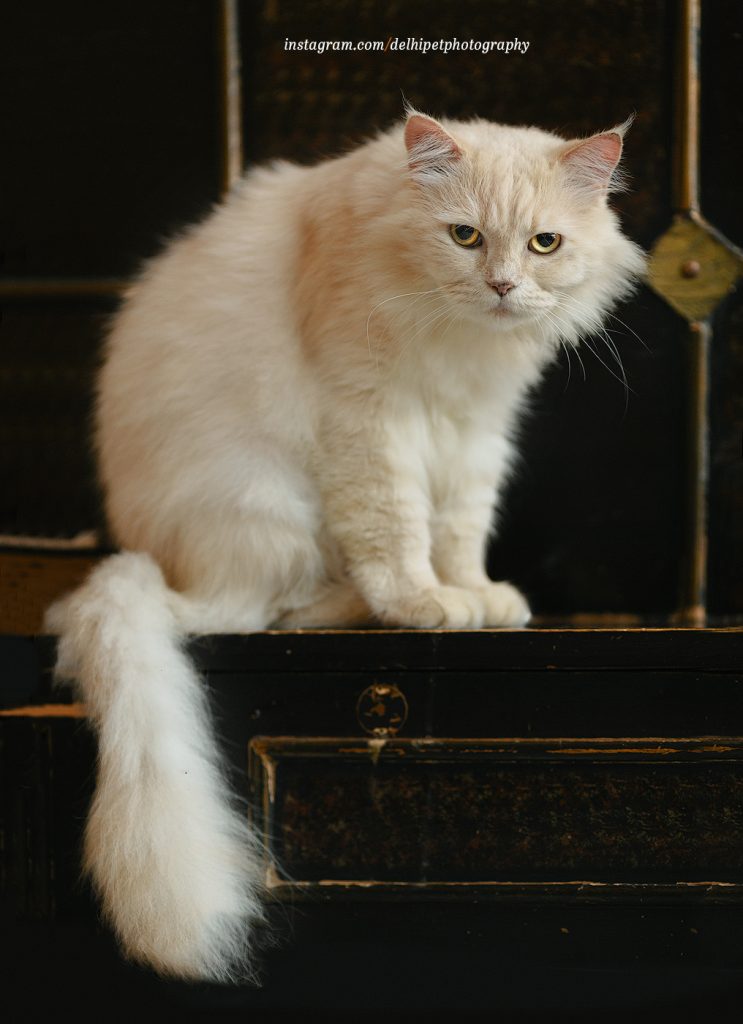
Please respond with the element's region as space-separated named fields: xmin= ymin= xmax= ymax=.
xmin=401 ymin=110 xmax=646 ymax=345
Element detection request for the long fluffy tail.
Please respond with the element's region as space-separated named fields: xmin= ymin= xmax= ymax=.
xmin=45 ymin=552 xmax=265 ymax=981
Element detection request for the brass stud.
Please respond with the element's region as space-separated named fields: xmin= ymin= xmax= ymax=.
xmin=648 ymin=214 xmax=743 ymax=322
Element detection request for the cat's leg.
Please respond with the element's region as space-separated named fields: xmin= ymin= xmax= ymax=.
xmin=320 ymin=445 xmax=486 ymax=630
xmin=430 ymin=463 xmax=531 ymax=628
xmin=151 ymin=484 xmax=326 ymax=633
xmin=277 ymin=580 xmax=372 ymax=628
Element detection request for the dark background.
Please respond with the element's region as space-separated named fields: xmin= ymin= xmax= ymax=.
xmin=1 ymin=0 xmax=741 ymax=618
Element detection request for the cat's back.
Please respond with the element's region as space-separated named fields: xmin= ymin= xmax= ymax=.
xmin=103 ymin=126 xmax=402 ymax=363
xmin=108 ymin=158 xmax=311 ymax=349
xmin=98 ymin=126 xmax=409 ymax=435
xmin=99 ymin=157 xmax=330 ymax=415
xmin=95 ymin=160 xmax=323 ymax=529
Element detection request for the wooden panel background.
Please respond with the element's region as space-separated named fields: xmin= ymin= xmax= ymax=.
xmin=2 ymin=7 xmax=743 ymax=1016
xmin=5 ymin=0 xmax=737 ymax=627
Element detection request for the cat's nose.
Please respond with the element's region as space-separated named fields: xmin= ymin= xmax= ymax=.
xmin=488 ymin=280 xmax=517 ymax=296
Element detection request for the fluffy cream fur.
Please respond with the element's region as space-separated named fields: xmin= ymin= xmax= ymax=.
xmin=47 ymin=110 xmax=646 ymax=981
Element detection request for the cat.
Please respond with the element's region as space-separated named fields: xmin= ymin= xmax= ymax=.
xmin=45 ymin=107 xmax=646 ymax=981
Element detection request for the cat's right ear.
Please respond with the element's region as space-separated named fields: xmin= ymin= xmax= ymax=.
xmin=559 ymin=122 xmax=630 ymax=200
xmin=404 ymin=112 xmax=462 ymax=185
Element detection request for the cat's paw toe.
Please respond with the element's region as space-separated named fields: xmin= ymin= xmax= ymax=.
xmin=475 ymin=581 xmax=531 ymax=627
xmin=383 ymin=586 xmax=485 ymax=629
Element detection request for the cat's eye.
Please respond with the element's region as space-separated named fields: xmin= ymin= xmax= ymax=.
xmin=528 ymin=232 xmax=562 ymax=254
xmin=449 ymin=224 xmax=482 ymax=248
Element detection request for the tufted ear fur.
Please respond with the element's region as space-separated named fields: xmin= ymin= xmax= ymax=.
xmin=404 ymin=111 xmax=462 ymax=185
xmin=560 ymin=119 xmax=632 ymax=199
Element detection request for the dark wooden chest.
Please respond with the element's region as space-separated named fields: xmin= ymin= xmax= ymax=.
xmin=3 ymin=627 xmax=743 ymax=1019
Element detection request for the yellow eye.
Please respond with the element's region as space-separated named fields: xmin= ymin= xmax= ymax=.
xmin=528 ymin=232 xmax=562 ymax=254
xmin=449 ymin=224 xmax=482 ymax=248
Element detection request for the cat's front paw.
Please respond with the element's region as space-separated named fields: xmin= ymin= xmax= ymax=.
xmin=382 ymin=585 xmax=485 ymax=629
xmin=473 ymin=581 xmax=531 ymax=627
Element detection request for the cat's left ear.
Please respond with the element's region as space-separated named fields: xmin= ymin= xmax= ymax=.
xmin=560 ymin=118 xmax=632 ymax=199
xmin=404 ymin=111 xmax=462 ymax=185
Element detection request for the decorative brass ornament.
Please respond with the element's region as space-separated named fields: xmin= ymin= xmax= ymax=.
xmin=356 ymin=682 xmax=408 ymax=737
xmin=647 ymin=213 xmax=743 ymax=323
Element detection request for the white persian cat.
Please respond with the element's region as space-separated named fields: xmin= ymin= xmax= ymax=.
xmin=46 ymin=109 xmax=646 ymax=981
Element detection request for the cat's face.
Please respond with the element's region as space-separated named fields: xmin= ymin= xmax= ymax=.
xmin=403 ymin=114 xmax=645 ymax=346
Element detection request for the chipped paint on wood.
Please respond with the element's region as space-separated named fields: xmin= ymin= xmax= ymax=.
xmin=260 ymin=879 xmax=743 ymax=904
xmin=263 ymin=861 xmax=284 ymax=890
xmin=0 ymin=702 xmax=86 ymax=718
xmin=368 ymin=737 xmax=387 ymax=765
xmin=550 ymin=746 xmax=680 ymax=756
xmin=263 ymin=755 xmax=277 ymax=805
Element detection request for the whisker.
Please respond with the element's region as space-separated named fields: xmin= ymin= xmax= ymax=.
xmin=386 ymin=289 xmax=442 ymax=334
xmin=439 ymin=309 xmax=462 ymax=340
xmin=410 ymin=303 xmax=457 ymax=343
xmin=365 ymin=286 xmax=442 ymax=365
xmin=391 ymin=301 xmax=457 ymax=372
xmin=601 ymin=309 xmax=650 ymax=353
xmin=555 ymin=289 xmax=649 ymax=353
xmin=539 ymin=310 xmax=574 ymax=389
xmin=544 ymin=313 xmax=577 ymax=389
xmin=582 ymin=337 xmax=635 ymax=411
xmin=546 ymin=309 xmax=588 ymax=385
xmin=560 ymin=339 xmax=573 ymax=390
xmin=366 ymin=286 xmax=442 ymax=323
xmin=552 ymin=299 xmax=628 ymax=394
xmin=572 ymin=344 xmax=587 ymax=382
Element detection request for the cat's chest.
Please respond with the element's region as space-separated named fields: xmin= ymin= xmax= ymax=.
xmin=390 ymin=341 xmax=528 ymax=446
xmin=380 ymin=383 xmax=511 ymax=501
xmin=391 ymin=319 xmax=541 ymax=418
xmin=379 ymin=339 xmax=537 ymax=494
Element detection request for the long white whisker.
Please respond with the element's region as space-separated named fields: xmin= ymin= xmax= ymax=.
xmin=392 ymin=301 xmax=456 ymax=372
xmin=439 ymin=309 xmax=462 ymax=340
xmin=555 ymin=289 xmax=649 ymax=353
xmin=406 ymin=303 xmax=456 ymax=345
xmin=572 ymin=343 xmax=587 ymax=382
xmin=386 ymin=290 xmax=443 ymax=336
xmin=365 ymin=287 xmax=442 ymax=365
xmin=366 ymin=286 xmax=442 ymax=324
xmin=560 ymin=339 xmax=572 ymax=389
xmin=552 ymin=299 xmax=628 ymax=393
xmin=582 ymin=338 xmax=634 ymax=409
xmin=601 ymin=309 xmax=650 ymax=353
xmin=550 ymin=338 xmax=569 ymax=383
xmin=539 ymin=310 xmax=574 ymax=388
